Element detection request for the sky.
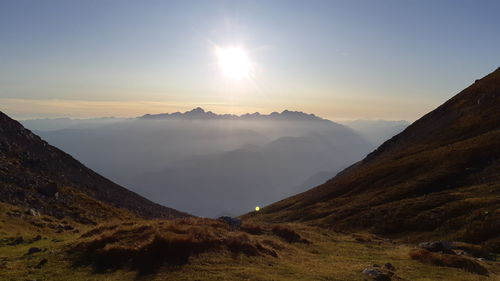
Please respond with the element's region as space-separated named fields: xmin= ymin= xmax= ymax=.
xmin=1 ymin=0 xmax=499 ymax=121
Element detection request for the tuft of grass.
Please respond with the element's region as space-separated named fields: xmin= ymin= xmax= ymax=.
xmin=271 ymin=225 xmax=310 ymax=244
xmin=409 ymin=248 xmax=489 ymax=275
xmin=80 ymin=224 xmax=119 ymax=238
xmin=240 ymin=222 xmax=263 ymax=235
xmin=71 ymin=218 xmax=279 ymax=275
xmin=226 ymin=233 xmax=277 ymax=257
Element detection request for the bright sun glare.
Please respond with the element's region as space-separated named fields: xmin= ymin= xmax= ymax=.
xmin=215 ymin=46 xmax=252 ymax=80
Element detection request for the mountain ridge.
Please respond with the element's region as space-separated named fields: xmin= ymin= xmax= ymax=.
xmin=139 ymin=107 xmax=329 ymax=122
xmin=247 ymin=67 xmax=500 ymax=250
xmin=0 ymin=111 xmax=189 ymax=223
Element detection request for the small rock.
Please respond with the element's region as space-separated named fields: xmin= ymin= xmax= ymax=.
xmin=27 ymin=247 xmax=42 ymax=255
xmin=363 ymin=268 xmax=380 ymax=276
xmin=384 ymin=263 xmax=396 ymax=271
xmin=418 ymin=241 xmax=453 ymax=254
xmin=33 ymin=235 xmax=42 ymax=242
xmin=362 ymin=268 xmax=391 ymax=281
xmin=27 ymin=208 xmax=40 ymax=216
xmin=34 ymin=258 xmax=48 ymax=269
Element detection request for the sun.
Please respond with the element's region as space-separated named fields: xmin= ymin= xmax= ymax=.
xmin=215 ymin=46 xmax=253 ymax=80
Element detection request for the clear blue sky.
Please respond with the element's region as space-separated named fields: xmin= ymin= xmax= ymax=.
xmin=1 ymin=0 xmax=499 ymax=120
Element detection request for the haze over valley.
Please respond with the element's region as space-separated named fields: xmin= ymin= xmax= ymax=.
xmin=21 ymin=108 xmax=407 ymax=217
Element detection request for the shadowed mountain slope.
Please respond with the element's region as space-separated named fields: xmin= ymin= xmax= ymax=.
xmin=248 ymin=68 xmax=500 ymax=249
xmin=0 ymin=112 xmax=188 ymax=224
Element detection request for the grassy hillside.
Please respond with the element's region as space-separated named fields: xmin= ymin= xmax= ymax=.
xmin=1 ymin=202 xmax=499 ymax=280
xmin=246 ymin=68 xmax=500 ymax=251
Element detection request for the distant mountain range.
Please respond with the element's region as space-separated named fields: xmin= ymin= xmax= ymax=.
xmin=249 ymin=67 xmax=500 ymax=249
xmin=140 ymin=107 xmax=328 ymax=122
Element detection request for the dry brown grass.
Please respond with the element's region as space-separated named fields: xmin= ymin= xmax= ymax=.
xmin=1 ymin=204 xmax=498 ymax=281
xmin=71 ymin=218 xmax=280 ymax=275
xmin=240 ymin=222 xmax=264 ymax=235
xmin=409 ymin=248 xmax=489 ymax=275
xmin=271 ymin=225 xmax=310 ymax=244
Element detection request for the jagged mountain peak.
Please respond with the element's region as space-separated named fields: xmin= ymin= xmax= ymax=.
xmin=139 ymin=108 xmax=327 ymax=122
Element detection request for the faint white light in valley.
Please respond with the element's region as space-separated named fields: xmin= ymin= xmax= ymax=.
xmin=215 ymin=46 xmax=253 ymax=80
